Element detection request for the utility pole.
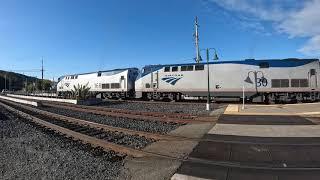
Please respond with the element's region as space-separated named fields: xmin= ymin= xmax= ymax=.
xmin=41 ymin=58 xmax=44 ymax=92
xmin=206 ymin=48 xmax=210 ymax=111
xmin=4 ymin=73 xmax=6 ymax=90
xmin=9 ymin=77 xmax=11 ymax=91
xmin=25 ymin=77 xmax=28 ymax=94
xmin=194 ymin=16 xmax=201 ymax=63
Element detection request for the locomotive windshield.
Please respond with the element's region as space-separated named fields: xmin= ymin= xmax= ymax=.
xmin=57 ymin=76 xmax=64 ymax=83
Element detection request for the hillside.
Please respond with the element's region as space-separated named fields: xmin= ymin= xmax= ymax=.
xmin=0 ymin=70 xmax=51 ymax=91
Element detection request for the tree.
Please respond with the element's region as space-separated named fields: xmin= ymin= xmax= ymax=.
xmin=35 ymin=80 xmax=52 ymax=91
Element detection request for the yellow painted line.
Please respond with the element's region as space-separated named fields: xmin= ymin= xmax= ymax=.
xmin=224 ymin=104 xmax=239 ymax=114
xmin=171 ymin=173 xmax=211 ymax=180
xmin=224 ymin=111 xmax=320 ymax=117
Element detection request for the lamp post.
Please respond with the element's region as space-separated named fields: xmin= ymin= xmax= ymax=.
xmin=244 ymin=70 xmax=264 ymax=102
xmin=201 ymin=48 xmax=219 ymax=111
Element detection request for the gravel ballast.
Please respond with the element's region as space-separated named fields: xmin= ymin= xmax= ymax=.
xmin=0 ymin=107 xmax=123 ymax=180
xmin=98 ymin=101 xmax=213 ymax=115
xmin=39 ymin=106 xmax=181 ymax=134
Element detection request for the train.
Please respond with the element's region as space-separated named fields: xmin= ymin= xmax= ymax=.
xmin=57 ymin=58 xmax=320 ymax=103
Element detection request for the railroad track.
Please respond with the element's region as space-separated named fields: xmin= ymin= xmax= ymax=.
xmin=3 ymin=99 xmax=316 ymax=146
xmin=1 ymin=99 xmax=320 ymax=172
xmin=105 ymin=98 xmax=212 ymax=105
xmin=40 ymin=101 xmax=214 ymax=124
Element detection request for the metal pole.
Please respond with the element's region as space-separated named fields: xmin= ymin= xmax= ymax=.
xmin=254 ymin=71 xmax=258 ymax=93
xmin=195 ymin=17 xmax=201 ymax=63
xmin=242 ymin=85 xmax=245 ymax=110
xmin=41 ymin=58 xmax=44 ymax=92
xmin=206 ymin=48 xmax=210 ymax=111
xmin=4 ymin=73 xmax=6 ymax=90
xmin=25 ymin=77 xmax=28 ymax=94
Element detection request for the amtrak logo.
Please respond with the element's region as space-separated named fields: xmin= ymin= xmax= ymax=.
xmin=161 ymin=76 xmax=182 ymax=85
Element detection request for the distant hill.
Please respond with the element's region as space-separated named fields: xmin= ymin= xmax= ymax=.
xmin=0 ymin=70 xmax=43 ymax=91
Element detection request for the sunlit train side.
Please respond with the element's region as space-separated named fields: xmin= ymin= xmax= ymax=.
xmin=57 ymin=68 xmax=139 ymax=98
xmin=135 ymin=58 xmax=320 ymax=103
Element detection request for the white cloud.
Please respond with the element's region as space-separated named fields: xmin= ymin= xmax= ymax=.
xmin=211 ymin=0 xmax=292 ymax=21
xmin=298 ymin=35 xmax=320 ymax=55
xmin=210 ymin=0 xmax=320 ymax=56
xmin=278 ymin=0 xmax=320 ymax=38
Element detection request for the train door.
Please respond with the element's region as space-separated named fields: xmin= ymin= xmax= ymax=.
xmin=151 ymin=71 xmax=159 ymax=90
xmin=309 ymin=69 xmax=317 ymax=89
xmin=120 ymin=76 xmax=126 ymax=90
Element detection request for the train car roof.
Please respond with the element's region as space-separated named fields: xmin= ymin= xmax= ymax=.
xmin=143 ymin=58 xmax=319 ymax=69
xmin=61 ymin=67 xmax=138 ymax=77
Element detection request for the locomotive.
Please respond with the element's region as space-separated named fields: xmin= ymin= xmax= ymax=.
xmin=57 ymin=58 xmax=320 ymax=103
xmin=57 ymin=68 xmax=139 ymax=99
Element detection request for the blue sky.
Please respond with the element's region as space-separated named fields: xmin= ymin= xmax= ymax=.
xmin=0 ymin=0 xmax=319 ymax=80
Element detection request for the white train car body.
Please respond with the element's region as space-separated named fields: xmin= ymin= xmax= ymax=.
xmin=57 ymin=68 xmax=139 ymax=98
xmin=135 ymin=59 xmax=320 ymax=102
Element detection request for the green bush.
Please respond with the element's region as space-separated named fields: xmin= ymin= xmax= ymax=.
xmin=71 ymin=83 xmax=91 ymax=100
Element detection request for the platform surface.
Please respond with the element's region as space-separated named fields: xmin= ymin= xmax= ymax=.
xmin=172 ymin=103 xmax=320 ymax=180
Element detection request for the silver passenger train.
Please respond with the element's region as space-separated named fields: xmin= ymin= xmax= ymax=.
xmin=57 ymin=58 xmax=320 ymax=103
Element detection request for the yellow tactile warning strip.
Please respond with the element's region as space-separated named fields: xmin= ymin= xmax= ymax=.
xmin=224 ymin=103 xmax=320 ymax=117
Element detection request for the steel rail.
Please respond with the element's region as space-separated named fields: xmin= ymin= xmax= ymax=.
xmin=3 ymin=99 xmax=320 ymax=146
xmin=0 ymin=99 xmax=179 ymax=141
xmin=5 ymin=99 xmax=320 ymax=146
xmin=42 ymin=102 xmax=214 ymax=124
xmin=42 ymin=102 xmax=196 ymax=120
xmin=0 ymin=101 xmax=146 ymax=157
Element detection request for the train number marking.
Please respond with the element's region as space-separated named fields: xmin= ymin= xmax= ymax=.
xmin=257 ymin=78 xmax=268 ymax=87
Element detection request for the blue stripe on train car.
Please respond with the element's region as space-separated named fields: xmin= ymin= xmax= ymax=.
xmin=137 ymin=58 xmax=319 ymax=80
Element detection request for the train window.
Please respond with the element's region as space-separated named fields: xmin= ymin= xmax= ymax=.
xmin=102 ymin=84 xmax=110 ymax=89
xmin=259 ymin=62 xmax=269 ymax=68
xmin=292 ymin=79 xmax=307 ymax=87
xmin=187 ymin=65 xmax=194 ymax=71
xmin=300 ymin=79 xmax=308 ymax=87
xmin=71 ymin=76 xmax=74 ymax=79
xmin=291 ymin=79 xmax=308 ymax=87
xmin=145 ymin=83 xmax=151 ymax=88
xmin=291 ymin=79 xmax=299 ymax=87
xmin=75 ymin=75 xmax=78 ymax=79
xmin=97 ymin=72 xmax=102 ymax=77
xmin=181 ymin=66 xmax=187 ymax=71
xmin=195 ymin=65 xmax=204 ymax=71
xmin=310 ymin=69 xmax=316 ymax=76
xmin=281 ymin=79 xmax=289 ymax=87
xmin=271 ymin=79 xmax=280 ymax=88
xmin=271 ymin=79 xmax=289 ymax=88
xmin=111 ymin=83 xmax=120 ymax=89
xmin=181 ymin=65 xmax=194 ymax=71
xmin=172 ymin=66 xmax=178 ymax=72
xmin=164 ymin=67 xmax=170 ymax=72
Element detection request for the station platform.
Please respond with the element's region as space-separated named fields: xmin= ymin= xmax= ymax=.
xmin=171 ymin=103 xmax=320 ymax=180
